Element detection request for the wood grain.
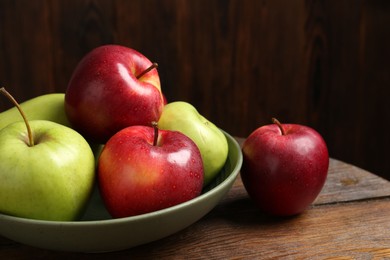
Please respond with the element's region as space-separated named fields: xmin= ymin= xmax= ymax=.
xmin=0 ymin=0 xmax=389 ymax=179
xmin=126 ymin=199 xmax=390 ymax=260
xmin=1 ymin=157 xmax=390 ymax=259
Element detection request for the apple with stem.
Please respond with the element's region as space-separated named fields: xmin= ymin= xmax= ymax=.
xmin=0 ymin=87 xmax=96 ymax=221
xmin=98 ymin=122 xmax=204 ymax=218
xmin=65 ymin=44 xmax=164 ymax=144
xmin=241 ymin=118 xmax=329 ymax=216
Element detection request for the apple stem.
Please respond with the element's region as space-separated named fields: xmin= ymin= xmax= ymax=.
xmin=136 ymin=62 xmax=158 ymax=79
xmin=272 ymin=117 xmax=286 ymax=136
xmin=0 ymin=87 xmax=34 ymax=146
xmin=152 ymin=121 xmax=158 ymax=146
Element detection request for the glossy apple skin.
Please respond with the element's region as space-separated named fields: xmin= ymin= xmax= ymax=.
xmin=65 ymin=45 xmax=164 ymax=143
xmin=98 ymin=125 xmax=204 ymax=218
xmin=0 ymin=120 xmax=95 ymax=221
xmin=241 ymin=123 xmax=329 ymax=216
xmin=157 ymin=101 xmax=228 ymax=186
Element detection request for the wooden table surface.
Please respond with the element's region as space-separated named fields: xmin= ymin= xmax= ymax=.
xmin=2 ymin=138 xmax=390 ymax=259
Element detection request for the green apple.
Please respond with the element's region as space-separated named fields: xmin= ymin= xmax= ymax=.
xmin=158 ymin=101 xmax=228 ymax=186
xmin=0 ymin=88 xmax=95 ymax=221
xmin=0 ymin=93 xmax=70 ymax=130
xmin=0 ymin=92 xmax=103 ymax=161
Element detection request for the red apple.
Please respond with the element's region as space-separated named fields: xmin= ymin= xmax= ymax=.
xmin=65 ymin=44 xmax=164 ymax=143
xmin=241 ymin=118 xmax=329 ymax=216
xmin=98 ymin=124 xmax=204 ymax=218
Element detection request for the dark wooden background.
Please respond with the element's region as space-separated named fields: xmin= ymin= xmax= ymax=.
xmin=0 ymin=0 xmax=389 ymax=179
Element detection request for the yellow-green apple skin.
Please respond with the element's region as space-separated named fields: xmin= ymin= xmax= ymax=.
xmin=0 ymin=93 xmax=70 ymax=130
xmin=0 ymin=93 xmax=103 ymax=160
xmin=0 ymin=120 xmax=95 ymax=221
xmin=158 ymin=101 xmax=228 ymax=186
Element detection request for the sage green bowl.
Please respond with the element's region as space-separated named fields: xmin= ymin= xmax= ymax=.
xmin=0 ymin=131 xmax=242 ymax=253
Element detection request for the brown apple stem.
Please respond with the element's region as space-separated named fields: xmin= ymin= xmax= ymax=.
xmin=0 ymin=87 xmax=34 ymax=146
xmin=151 ymin=121 xmax=158 ymax=146
xmin=272 ymin=117 xmax=286 ymax=136
xmin=136 ymin=62 xmax=158 ymax=79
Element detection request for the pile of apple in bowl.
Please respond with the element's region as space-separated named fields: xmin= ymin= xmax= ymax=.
xmin=0 ymin=45 xmax=243 ymax=252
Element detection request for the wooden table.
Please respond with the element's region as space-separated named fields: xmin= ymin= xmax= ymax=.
xmin=2 ymin=138 xmax=390 ymax=259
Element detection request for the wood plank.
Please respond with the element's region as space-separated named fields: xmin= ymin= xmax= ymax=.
xmin=122 ymin=199 xmax=390 ymax=259
xmin=315 ymin=159 xmax=390 ymax=204
xmin=3 ymin=198 xmax=389 ymax=259
xmin=0 ymin=0 xmax=54 ymax=103
xmin=1 ymin=156 xmax=390 ymax=259
xmin=49 ymin=0 xmax=116 ymax=92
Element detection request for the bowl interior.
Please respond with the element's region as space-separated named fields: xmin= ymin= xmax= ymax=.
xmin=80 ymin=130 xmax=242 ymax=222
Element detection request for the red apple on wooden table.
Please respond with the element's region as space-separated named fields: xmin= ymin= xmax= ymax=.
xmin=98 ymin=123 xmax=204 ymax=218
xmin=65 ymin=44 xmax=164 ymax=143
xmin=241 ymin=118 xmax=329 ymax=216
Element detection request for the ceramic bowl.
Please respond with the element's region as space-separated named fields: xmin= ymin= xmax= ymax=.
xmin=0 ymin=131 xmax=242 ymax=252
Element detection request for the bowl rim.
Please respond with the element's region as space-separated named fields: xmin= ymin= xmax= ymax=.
xmin=0 ymin=131 xmax=243 ymax=227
